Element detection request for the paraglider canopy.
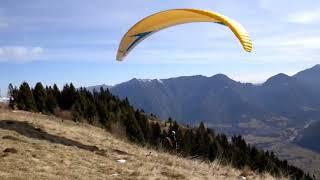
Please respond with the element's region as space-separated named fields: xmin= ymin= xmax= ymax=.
xmin=116 ymin=9 xmax=252 ymax=61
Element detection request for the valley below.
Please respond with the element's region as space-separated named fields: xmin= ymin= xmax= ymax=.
xmin=210 ymin=118 xmax=320 ymax=178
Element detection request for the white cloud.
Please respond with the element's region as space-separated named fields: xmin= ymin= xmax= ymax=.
xmin=25 ymin=47 xmax=117 ymax=63
xmin=252 ymin=33 xmax=320 ymax=64
xmin=287 ymin=9 xmax=320 ymax=24
xmin=280 ymin=37 xmax=320 ymax=47
xmin=0 ymin=46 xmax=44 ymax=62
xmin=257 ymin=34 xmax=320 ymax=50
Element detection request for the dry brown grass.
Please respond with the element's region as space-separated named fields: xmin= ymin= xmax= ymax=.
xmin=0 ymin=110 xmax=282 ymax=180
xmin=55 ymin=110 xmax=73 ymax=121
xmin=0 ymin=102 xmax=8 ymax=111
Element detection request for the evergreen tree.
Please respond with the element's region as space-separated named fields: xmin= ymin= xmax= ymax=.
xmin=150 ymin=122 xmax=161 ymax=145
xmin=17 ymin=82 xmax=36 ymax=111
xmin=86 ymin=100 xmax=97 ymax=124
xmin=135 ymin=109 xmax=151 ymax=141
xmin=8 ymin=83 xmax=17 ymax=109
xmin=124 ymin=110 xmax=144 ymax=143
xmin=45 ymin=88 xmax=58 ymax=114
xmin=33 ymin=82 xmax=47 ymax=112
xmin=196 ymin=122 xmax=210 ymax=157
xmin=72 ymin=100 xmax=82 ymax=122
xmin=52 ymin=84 xmax=61 ymax=105
xmin=60 ymin=83 xmax=77 ymax=110
xmin=208 ymin=142 xmax=218 ymax=161
xmin=182 ymin=129 xmax=195 ymax=155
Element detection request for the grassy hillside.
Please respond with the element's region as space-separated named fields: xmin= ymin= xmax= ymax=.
xmin=0 ymin=109 xmax=277 ymax=180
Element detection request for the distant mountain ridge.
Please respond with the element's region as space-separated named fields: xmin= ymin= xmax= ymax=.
xmin=90 ymin=65 xmax=319 ymax=123
xmin=294 ymin=64 xmax=320 ymax=87
xmin=88 ymin=65 xmax=320 ymax=153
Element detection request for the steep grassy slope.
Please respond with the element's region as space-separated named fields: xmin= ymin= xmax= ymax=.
xmin=0 ymin=110 xmax=277 ymax=180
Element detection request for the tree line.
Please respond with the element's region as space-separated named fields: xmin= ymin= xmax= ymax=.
xmin=7 ymin=82 xmax=315 ymax=180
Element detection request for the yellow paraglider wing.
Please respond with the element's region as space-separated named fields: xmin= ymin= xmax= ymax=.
xmin=116 ymin=9 xmax=252 ymax=61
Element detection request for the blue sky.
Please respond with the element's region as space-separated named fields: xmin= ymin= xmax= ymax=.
xmin=1 ymin=0 xmax=320 ymax=96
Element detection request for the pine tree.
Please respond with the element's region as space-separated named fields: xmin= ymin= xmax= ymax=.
xmin=86 ymin=100 xmax=97 ymax=124
xmin=72 ymin=100 xmax=82 ymax=122
xmin=208 ymin=142 xmax=218 ymax=161
xmin=8 ymin=83 xmax=17 ymax=109
xmin=148 ymin=122 xmax=161 ymax=145
xmin=52 ymin=84 xmax=61 ymax=105
xmin=182 ymin=129 xmax=195 ymax=155
xmin=124 ymin=110 xmax=144 ymax=143
xmin=60 ymin=83 xmax=77 ymax=110
xmin=33 ymin=82 xmax=47 ymax=112
xmin=196 ymin=122 xmax=210 ymax=157
xmin=135 ymin=109 xmax=150 ymax=141
xmin=18 ymin=82 xmax=36 ymax=111
xmin=45 ymin=88 xmax=58 ymax=114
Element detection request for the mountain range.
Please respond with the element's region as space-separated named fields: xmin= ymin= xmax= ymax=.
xmin=88 ymin=65 xmax=320 ymax=152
